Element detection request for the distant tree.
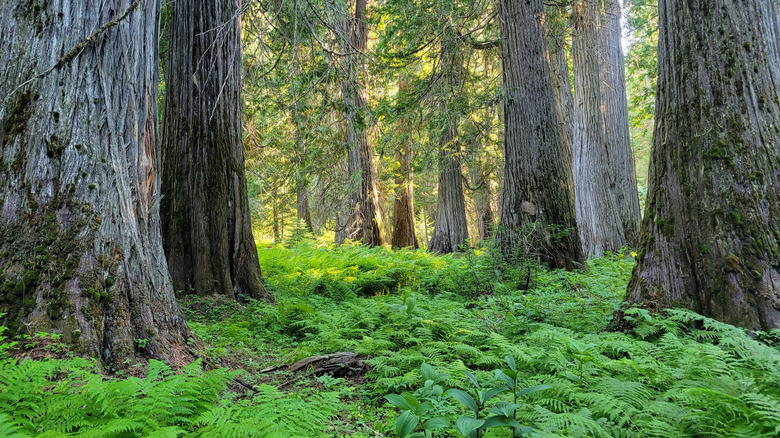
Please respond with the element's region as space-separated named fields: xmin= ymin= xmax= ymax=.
xmin=340 ymin=0 xmax=384 ymax=246
xmin=428 ymin=26 xmax=470 ymax=254
xmin=572 ymin=0 xmax=625 ymax=258
xmin=0 ymin=0 xmax=195 ymax=366
xmin=161 ymin=0 xmax=266 ymax=299
xmin=497 ymin=0 xmax=585 ymax=269
xmin=625 ymin=0 xmax=780 ymax=330
xmin=600 ymin=0 xmax=641 ymax=245
xmin=572 ymin=0 xmax=641 ymax=257
xmin=389 ymin=76 xmax=420 ymax=249
xmin=391 ymin=144 xmax=419 ymax=249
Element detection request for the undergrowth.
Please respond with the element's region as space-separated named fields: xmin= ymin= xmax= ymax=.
xmin=0 ymin=326 xmax=337 ymax=437
xmin=2 ymin=241 xmax=779 ymax=437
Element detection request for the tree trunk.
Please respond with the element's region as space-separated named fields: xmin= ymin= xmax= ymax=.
xmin=572 ymin=0 xmax=626 ymax=258
xmin=428 ymin=31 xmax=469 ymax=254
xmin=391 ymin=144 xmax=419 ymax=249
xmin=601 ymin=0 xmax=641 ymax=245
xmin=467 ymin=53 xmax=496 ymax=243
xmin=296 ymin=182 xmax=313 ymax=232
xmin=545 ymin=4 xmax=574 ymax=169
xmin=469 ymin=163 xmax=495 ymax=243
xmin=342 ymin=0 xmax=384 ymax=247
xmin=497 ymin=0 xmax=585 ymax=269
xmin=625 ymin=0 xmax=780 ymax=331
xmin=160 ymin=0 xmax=266 ymax=300
xmin=0 ymin=0 xmax=195 ymax=367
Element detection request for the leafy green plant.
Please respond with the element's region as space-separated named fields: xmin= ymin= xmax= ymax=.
xmin=385 ymin=363 xmax=453 ymax=438
xmin=387 ymin=360 xmax=551 ymax=438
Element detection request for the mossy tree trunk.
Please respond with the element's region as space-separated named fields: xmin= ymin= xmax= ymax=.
xmin=428 ymin=30 xmax=470 ymax=254
xmin=160 ymin=0 xmax=266 ymax=300
xmin=497 ymin=0 xmax=586 ymax=270
xmin=341 ymin=0 xmax=384 ymax=247
xmin=0 ymin=0 xmax=195 ymax=367
xmin=625 ymin=0 xmax=780 ymax=330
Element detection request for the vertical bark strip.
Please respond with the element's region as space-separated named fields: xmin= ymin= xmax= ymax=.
xmin=161 ymin=0 xmax=266 ymax=299
xmin=601 ymin=0 xmax=641 ymax=245
xmin=626 ymin=0 xmax=780 ymax=330
xmin=572 ymin=0 xmax=626 ymax=258
xmin=342 ymin=0 xmax=384 ymax=247
xmin=428 ymin=30 xmax=470 ymax=254
xmin=0 ymin=0 xmax=194 ymax=366
xmin=497 ymin=0 xmax=585 ymax=269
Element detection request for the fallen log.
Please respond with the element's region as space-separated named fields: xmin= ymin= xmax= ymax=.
xmin=286 ymin=352 xmax=367 ymax=377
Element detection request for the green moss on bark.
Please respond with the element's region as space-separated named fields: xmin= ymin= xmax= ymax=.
xmin=1 ymin=90 xmax=33 ymax=146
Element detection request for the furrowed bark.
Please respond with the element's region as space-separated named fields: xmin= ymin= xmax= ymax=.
xmin=341 ymin=0 xmax=384 ymax=247
xmin=572 ymin=0 xmax=626 ymax=258
xmin=0 ymin=0 xmax=195 ymax=367
xmin=428 ymin=29 xmax=470 ymax=254
xmin=601 ymin=0 xmax=641 ymax=245
xmin=160 ymin=0 xmax=267 ymax=300
xmin=497 ymin=0 xmax=585 ymax=269
xmin=391 ymin=144 xmax=419 ymax=249
xmin=625 ymin=0 xmax=780 ymax=330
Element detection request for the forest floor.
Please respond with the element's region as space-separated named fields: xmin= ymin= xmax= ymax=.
xmin=1 ymin=240 xmax=780 ymax=437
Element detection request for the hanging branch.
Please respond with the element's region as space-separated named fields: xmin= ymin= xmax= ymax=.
xmin=7 ymin=0 xmax=142 ymax=102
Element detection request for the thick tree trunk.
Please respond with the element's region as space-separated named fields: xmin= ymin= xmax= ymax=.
xmin=428 ymin=32 xmax=469 ymax=254
xmin=601 ymin=0 xmax=641 ymax=245
xmin=625 ymin=0 xmax=780 ymax=330
xmin=160 ymin=0 xmax=266 ymax=299
xmin=342 ymin=0 xmax=384 ymax=247
xmin=497 ymin=0 xmax=585 ymax=269
xmin=545 ymin=4 xmax=574 ymax=168
xmin=0 ymin=0 xmax=195 ymax=366
xmin=572 ymin=0 xmax=626 ymax=258
xmin=391 ymin=144 xmax=419 ymax=249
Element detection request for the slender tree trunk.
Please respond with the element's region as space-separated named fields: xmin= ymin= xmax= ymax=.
xmin=391 ymin=143 xmax=419 ymax=249
xmin=342 ymin=0 xmax=384 ymax=246
xmin=296 ymin=182 xmax=313 ymax=232
xmin=625 ymin=0 xmax=780 ymax=330
xmin=469 ymin=163 xmax=495 ymax=242
xmin=497 ymin=0 xmax=585 ymax=269
xmin=0 ymin=0 xmax=195 ymax=366
xmin=601 ymin=0 xmax=641 ymax=245
xmin=422 ymin=207 xmax=430 ymax=248
xmin=272 ymin=186 xmax=281 ymax=243
xmin=161 ymin=0 xmax=266 ymax=300
xmin=468 ymin=53 xmax=496 ymax=243
xmin=428 ymin=31 xmax=469 ymax=254
xmin=572 ymin=0 xmax=626 ymax=258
